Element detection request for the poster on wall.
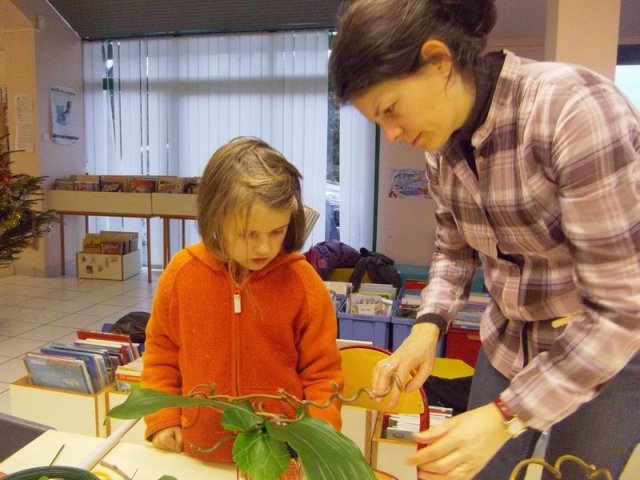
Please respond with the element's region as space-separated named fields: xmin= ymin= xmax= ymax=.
xmin=50 ymin=85 xmax=79 ymax=145
xmin=388 ymin=168 xmax=430 ymax=199
xmin=15 ymin=93 xmax=34 ymax=152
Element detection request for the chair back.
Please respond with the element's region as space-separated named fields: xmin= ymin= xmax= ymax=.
xmin=340 ymin=345 xmax=428 ymax=431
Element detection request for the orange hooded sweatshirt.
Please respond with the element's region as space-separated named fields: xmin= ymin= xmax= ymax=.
xmin=141 ymin=241 xmax=343 ymax=463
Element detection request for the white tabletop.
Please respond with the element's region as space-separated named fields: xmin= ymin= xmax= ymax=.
xmin=0 ymin=430 xmax=237 ymax=480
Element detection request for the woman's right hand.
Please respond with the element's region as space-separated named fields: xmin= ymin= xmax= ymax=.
xmin=372 ymin=322 xmax=440 ymax=407
xmin=151 ymin=426 xmax=184 ymax=452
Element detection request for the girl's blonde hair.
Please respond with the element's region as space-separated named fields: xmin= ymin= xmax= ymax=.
xmin=197 ymin=136 xmax=305 ymax=265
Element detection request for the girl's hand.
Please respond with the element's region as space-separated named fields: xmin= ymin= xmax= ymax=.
xmin=409 ymin=403 xmax=511 ymax=479
xmin=151 ymin=426 xmax=184 ymax=452
xmin=371 ymin=323 xmax=440 ymax=407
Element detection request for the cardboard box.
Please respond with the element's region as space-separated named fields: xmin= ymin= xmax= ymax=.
xmin=10 ymin=376 xmax=110 ymax=437
xmin=76 ymin=250 xmax=141 ymax=280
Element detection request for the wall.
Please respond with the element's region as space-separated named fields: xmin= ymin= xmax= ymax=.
xmin=1 ymin=0 xmax=85 ymax=276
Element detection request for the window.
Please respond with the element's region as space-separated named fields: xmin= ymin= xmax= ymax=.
xmin=616 ymin=44 xmax=640 ymax=108
xmin=83 ymin=31 xmax=374 ymax=266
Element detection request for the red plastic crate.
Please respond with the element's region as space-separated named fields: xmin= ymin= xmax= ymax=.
xmin=444 ymin=327 xmax=481 ymax=367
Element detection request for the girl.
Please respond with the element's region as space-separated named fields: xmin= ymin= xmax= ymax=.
xmin=330 ymin=1 xmax=640 ymax=479
xmin=141 ymin=136 xmax=343 ymax=477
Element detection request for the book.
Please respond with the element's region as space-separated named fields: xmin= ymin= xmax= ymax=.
xmin=129 ymin=176 xmax=157 ymax=193
xmin=40 ymin=344 xmax=109 ymax=392
xmin=23 ymin=352 xmax=94 ymax=394
xmin=99 ymin=240 xmax=125 ymax=255
xmin=76 ymin=328 xmax=139 ymax=360
xmin=157 ymin=176 xmax=184 ymax=193
xmin=54 ymin=178 xmax=75 ymax=190
xmin=73 ymin=340 xmax=127 ymax=368
xmin=82 ymin=233 xmax=104 ymax=253
xmin=62 ymin=342 xmax=116 ymax=382
xmin=183 ymin=177 xmax=201 ymax=194
xmin=100 ymin=175 xmax=130 ymax=193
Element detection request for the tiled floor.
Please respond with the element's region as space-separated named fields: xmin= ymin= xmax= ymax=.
xmin=0 ymin=271 xmax=160 ymax=415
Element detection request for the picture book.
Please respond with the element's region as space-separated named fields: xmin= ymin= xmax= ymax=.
xmin=40 ymin=344 xmax=108 ymax=392
xmin=73 ymin=340 xmax=127 ymax=368
xmin=76 ymin=328 xmax=140 ymax=359
xmin=100 ymin=175 xmax=129 ymax=193
xmin=62 ymin=342 xmax=115 ymax=382
xmin=82 ymin=233 xmax=104 ymax=253
xmin=157 ymin=176 xmax=184 ymax=193
xmin=73 ymin=174 xmax=100 ymax=192
xmin=183 ymin=177 xmax=201 ymax=194
xmin=129 ymin=176 xmax=157 ymax=193
xmin=23 ymin=352 xmax=94 ymax=394
xmin=76 ymin=329 xmax=140 ymax=363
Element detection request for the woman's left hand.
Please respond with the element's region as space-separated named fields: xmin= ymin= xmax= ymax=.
xmin=408 ymin=403 xmax=511 ymax=479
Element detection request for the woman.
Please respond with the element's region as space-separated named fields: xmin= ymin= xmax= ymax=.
xmin=330 ymin=0 xmax=640 ymax=479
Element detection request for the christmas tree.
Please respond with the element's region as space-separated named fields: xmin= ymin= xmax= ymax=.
xmin=1 ymin=93 xmax=58 ymax=267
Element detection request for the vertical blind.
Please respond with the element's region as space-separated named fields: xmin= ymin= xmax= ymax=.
xmin=83 ymin=30 xmax=374 ymax=265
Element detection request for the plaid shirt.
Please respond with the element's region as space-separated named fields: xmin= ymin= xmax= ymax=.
xmin=418 ymin=50 xmax=640 ymax=431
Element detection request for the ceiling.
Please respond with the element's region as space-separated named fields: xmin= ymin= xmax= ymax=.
xmin=45 ymin=0 xmax=640 ymax=42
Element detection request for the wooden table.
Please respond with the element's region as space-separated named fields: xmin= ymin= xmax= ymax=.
xmin=0 ymin=430 xmax=238 ymax=480
xmin=48 ymin=191 xmax=155 ymax=283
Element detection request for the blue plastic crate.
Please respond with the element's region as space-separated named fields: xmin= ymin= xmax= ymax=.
xmin=391 ymin=288 xmax=444 ymax=355
xmin=390 ymin=316 xmax=444 ymax=355
xmin=337 ymin=311 xmax=391 ymax=349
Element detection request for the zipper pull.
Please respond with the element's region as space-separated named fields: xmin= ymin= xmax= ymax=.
xmin=233 ymin=291 xmax=242 ymax=314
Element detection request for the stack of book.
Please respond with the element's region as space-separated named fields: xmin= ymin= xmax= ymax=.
xmin=115 ymin=356 xmax=143 ymax=392
xmin=23 ymin=329 xmax=141 ymax=394
xmin=451 ymin=292 xmax=491 ymax=330
xmin=428 ymin=405 xmax=453 ymax=427
xmin=393 ymin=289 xmax=422 ymax=319
xmin=381 ymin=413 xmax=421 ymax=442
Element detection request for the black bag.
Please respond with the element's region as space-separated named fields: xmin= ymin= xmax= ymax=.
xmin=349 ymin=248 xmax=402 ymax=290
xmin=110 ymin=311 xmax=150 ymax=344
xmin=424 ymin=375 xmax=473 ymax=415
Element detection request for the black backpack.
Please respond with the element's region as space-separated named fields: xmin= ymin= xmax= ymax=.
xmin=349 ymin=248 xmax=402 ymax=290
xmin=110 ymin=311 xmax=150 ymax=344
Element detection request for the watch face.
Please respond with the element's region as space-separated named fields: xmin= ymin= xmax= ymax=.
xmin=506 ymin=417 xmax=526 ymax=437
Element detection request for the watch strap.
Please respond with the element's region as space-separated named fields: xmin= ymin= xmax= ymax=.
xmin=493 ymin=397 xmax=516 ymax=420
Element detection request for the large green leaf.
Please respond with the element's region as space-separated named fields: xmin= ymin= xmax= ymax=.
xmin=220 ymin=400 xmax=263 ymax=432
xmin=265 ymin=416 xmax=376 ymax=480
xmin=108 ymin=388 xmax=262 ymax=428
xmin=233 ymin=430 xmax=291 ymax=480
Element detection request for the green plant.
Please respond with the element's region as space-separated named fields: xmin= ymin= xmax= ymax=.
xmin=108 ymin=385 xmax=377 ymax=480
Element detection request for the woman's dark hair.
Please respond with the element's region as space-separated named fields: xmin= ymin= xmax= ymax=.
xmin=329 ymin=0 xmax=497 ymax=102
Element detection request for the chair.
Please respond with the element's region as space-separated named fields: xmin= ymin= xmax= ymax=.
xmin=373 ymin=468 xmax=399 ymax=480
xmin=339 ymin=345 xmax=428 ymax=474
xmin=0 ymin=412 xmax=55 ymax=462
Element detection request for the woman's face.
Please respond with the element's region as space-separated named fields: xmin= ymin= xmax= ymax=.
xmin=225 ymin=200 xmax=291 ymax=272
xmin=352 ymin=60 xmax=473 ymax=153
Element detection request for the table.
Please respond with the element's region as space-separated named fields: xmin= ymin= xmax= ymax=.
xmin=0 ymin=430 xmax=238 ymax=480
xmin=151 ymin=193 xmax=197 ymax=268
xmin=48 ymin=191 xmax=155 ymax=283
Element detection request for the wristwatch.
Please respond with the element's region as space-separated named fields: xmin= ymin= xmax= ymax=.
xmin=493 ymin=397 xmax=527 ymax=438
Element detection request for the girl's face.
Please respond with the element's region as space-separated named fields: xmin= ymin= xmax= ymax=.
xmin=351 ymin=48 xmax=474 ymax=153
xmin=225 ymin=200 xmax=292 ymax=273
